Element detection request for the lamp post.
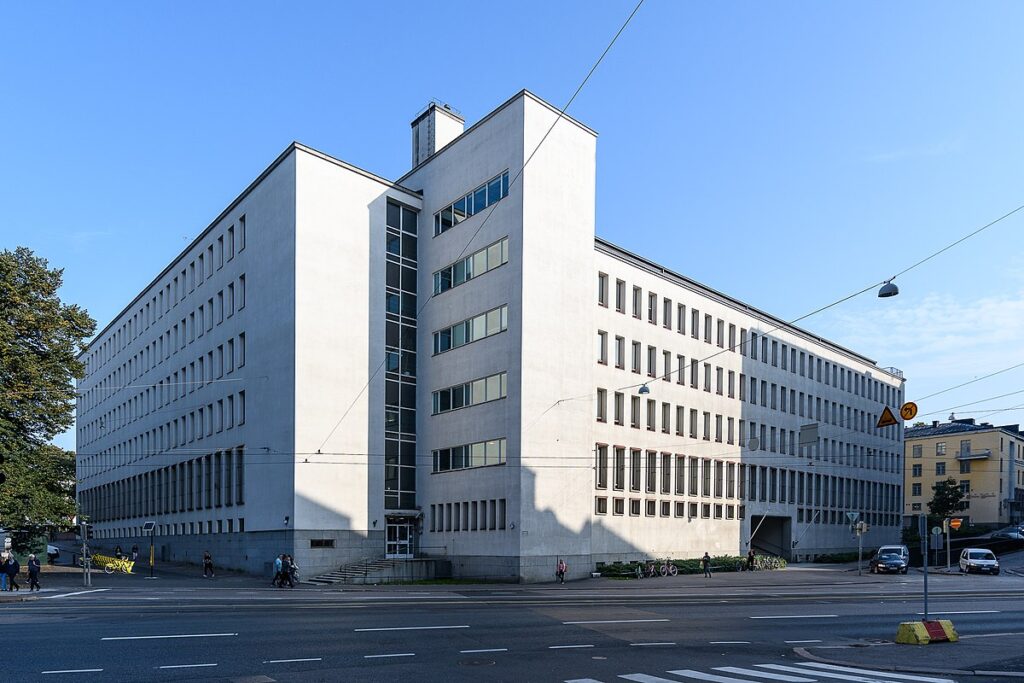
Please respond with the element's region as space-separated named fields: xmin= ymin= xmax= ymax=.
xmin=142 ymin=521 xmax=156 ymax=579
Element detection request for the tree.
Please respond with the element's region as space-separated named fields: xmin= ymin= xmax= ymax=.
xmin=0 ymin=247 xmax=95 ymax=551
xmin=928 ymin=477 xmax=965 ymax=520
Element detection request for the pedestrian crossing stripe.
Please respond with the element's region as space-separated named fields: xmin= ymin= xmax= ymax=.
xmin=567 ymin=660 xmax=958 ymax=683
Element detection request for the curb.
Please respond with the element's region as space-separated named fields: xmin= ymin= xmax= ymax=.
xmin=794 ymin=646 xmax=1024 ymax=678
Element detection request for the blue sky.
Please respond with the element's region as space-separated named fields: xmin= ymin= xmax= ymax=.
xmin=2 ymin=2 xmax=1023 ymax=450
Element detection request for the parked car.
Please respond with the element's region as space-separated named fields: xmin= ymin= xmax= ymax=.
xmin=991 ymin=528 xmax=1024 ymax=540
xmin=869 ymin=552 xmax=908 ymax=574
xmin=874 ymin=544 xmax=910 ymax=564
xmin=959 ymin=548 xmax=1000 ymax=575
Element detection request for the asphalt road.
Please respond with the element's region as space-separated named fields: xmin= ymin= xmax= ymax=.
xmin=5 ymin=571 xmax=1023 ymax=682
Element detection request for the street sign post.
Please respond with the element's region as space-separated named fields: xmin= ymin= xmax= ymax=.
xmin=918 ymin=514 xmax=930 ymax=620
xmin=900 ymin=402 xmax=919 ymax=421
xmin=142 ymin=521 xmax=157 ymax=580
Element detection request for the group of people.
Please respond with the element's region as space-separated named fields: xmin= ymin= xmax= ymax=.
xmin=0 ymin=552 xmax=41 ymax=592
xmin=272 ymin=554 xmax=298 ymax=588
xmin=113 ymin=544 xmax=140 ymax=561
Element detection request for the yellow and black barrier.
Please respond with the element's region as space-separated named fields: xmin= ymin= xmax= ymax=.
xmin=895 ymin=619 xmax=958 ymax=645
xmin=92 ymin=554 xmax=135 ymax=574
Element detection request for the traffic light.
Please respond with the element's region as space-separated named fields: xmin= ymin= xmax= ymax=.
xmin=86 ymin=524 xmax=94 ymax=540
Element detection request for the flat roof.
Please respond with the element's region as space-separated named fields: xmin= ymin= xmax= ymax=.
xmin=595 ymin=236 xmax=904 ymax=381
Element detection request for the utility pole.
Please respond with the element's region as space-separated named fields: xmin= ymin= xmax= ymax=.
xmin=919 ymin=514 xmax=929 ymax=621
xmin=79 ymin=520 xmax=91 ymax=587
xmin=944 ymin=517 xmax=951 ymax=570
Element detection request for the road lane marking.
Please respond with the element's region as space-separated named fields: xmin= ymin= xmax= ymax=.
xmin=630 ymin=642 xmax=676 ymax=646
xmin=102 ymin=632 xmax=237 ymax=640
xmin=784 ymin=640 xmax=822 ymax=644
xmin=620 ymin=675 xmax=683 ymax=683
xmin=550 ymin=644 xmax=595 ymax=649
xmin=354 ymin=625 xmax=469 ymax=632
xmin=670 ymin=671 xmax=776 ymax=683
xmin=364 ymin=653 xmax=415 ymax=658
xmin=795 ymin=662 xmax=956 ymax=682
xmin=760 ymin=663 xmax=909 ymax=681
xmin=157 ymin=664 xmax=217 ymax=669
xmin=913 ymin=610 xmax=999 ymax=615
xmin=566 ymin=679 xmax=604 ymax=683
xmin=460 ymin=648 xmax=508 ymax=653
xmin=715 ymin=667 xmax=817 ymax=682
xmin=263 ymin=658 xmax=323 ymax=663
xmin=749 ymin=614 xmax=838 ymax=619
xmin=709 ymin=640 xmax=750 ymax=644
xmin=44 ymin=589 xmax=110 ymax=599
xmin=41 ymin=670 xmax=104 ymax=675
xmin=564 ymin=618 xmax=670 ymax=625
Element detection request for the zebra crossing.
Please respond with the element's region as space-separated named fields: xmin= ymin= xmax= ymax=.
xmin=566 ymin=661 xmax=958 ymax=683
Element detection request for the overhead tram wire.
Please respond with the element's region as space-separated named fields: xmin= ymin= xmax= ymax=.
xmin=315 ymin=0 xmax=647 ymax=453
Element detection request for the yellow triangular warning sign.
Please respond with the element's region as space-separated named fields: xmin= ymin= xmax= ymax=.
xmin=877 ymin=405 xmax=899 ymax=428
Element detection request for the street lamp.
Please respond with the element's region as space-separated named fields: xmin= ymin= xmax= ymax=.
xmin=638 ymin=384 xmax=650 ymax=395
xmin=878 ymin=279 xmax=899 ymax=298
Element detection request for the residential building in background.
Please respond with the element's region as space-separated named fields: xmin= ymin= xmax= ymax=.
xmin=904 ymin=418 xmax=1024 ymax=526
xmin=75 ymin=90 xmax=906 ymax=581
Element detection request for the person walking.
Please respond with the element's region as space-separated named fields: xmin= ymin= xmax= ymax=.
xmin=131 ymin=544 xmax=139 ymax=562
xmin=7 ymin=554 xmax=21 ymax=591
xmin=281 ymin=555 xmax=295 ymax=588
xmin=202 ymin=551 xmax=215 ymax=578
xmin=114 ymin=544 xmax=123 ymax=560
xmin=273 ymin=554 xmax=284 ymax=587
xmin=556 ymin=558 xmax=567 ymax=584
xmin=0 ymin=553 xmax=8 ymax=591
xmin=746 ymin=548 xmax=756 ymax=571
xmin=27 ymin=554 xmax=41 ymax=592
xmin=701 ymin=552 xmax=712 ymax=579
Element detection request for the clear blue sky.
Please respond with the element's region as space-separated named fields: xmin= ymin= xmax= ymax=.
xmin=3 ymin=2 xmax=1023 ymax=450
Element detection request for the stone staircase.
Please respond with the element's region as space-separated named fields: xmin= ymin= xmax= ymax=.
xmin=305 ymin=557 xmax=399 ymax=585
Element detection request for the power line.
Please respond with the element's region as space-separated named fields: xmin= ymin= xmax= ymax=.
xmin=317 ymin=0 xmax=646 ymax=452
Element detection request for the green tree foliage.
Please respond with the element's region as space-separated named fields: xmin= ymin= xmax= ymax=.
xmin=0 ymin=247 xmax=94 ymax=550
xmin=928 ymin=476 xmax=965 ymax=520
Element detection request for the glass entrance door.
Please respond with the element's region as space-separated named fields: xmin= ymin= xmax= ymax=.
xmin=385 ymin=518 xmax=414 ymax=559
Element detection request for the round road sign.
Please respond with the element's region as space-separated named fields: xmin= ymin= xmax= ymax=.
xmin=900 ymin=402 xmax=918 ymax=421
xmin=931 ymin=526 xmax=942 ymax=536
xmin=949 ymin=518 xmax=962 ymax=530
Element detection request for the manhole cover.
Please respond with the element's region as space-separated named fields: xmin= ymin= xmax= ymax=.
xmin=458 ymin=658 xmax=496 ymax=667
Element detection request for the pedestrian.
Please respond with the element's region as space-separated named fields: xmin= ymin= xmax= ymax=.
xmin=746 ymin=548 xmax=755 ymax=571
xmin=27 ymin=554 xmax=41 ymax=592
xmin=280 ymin=555 xmax=295 ymax=588
xmin=202 ymin=551 xmax=215 ymax=578
xmin=131 ymin=544 xmax=139 ymax=562
xmin=556 ymin=558 xmax=567 ymax=584
xmin=0 ymin=553 xmax=8 ymax=591
xmin=7 ymin=554 xmax=21 ymax=591
xmin=114 ymin=544 xmax=123 ymax=559
xmin=701 ymin=552 xmax=712 ymax=579
xmin=273 ymin=554 xmax=284 ymax=587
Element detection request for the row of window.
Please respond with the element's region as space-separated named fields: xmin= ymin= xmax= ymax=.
xmin=910 ymin=440 xmax=977 ymax=457
xmin=909 ymin=479 xmax=972 ymax=498
xmin=86 ymin=216 xmax=245 ymax=375
xmin=432 ymin=237 xmax=509 ymax=295
xmin=432 ymin=305 xmax=508 ymax=355
xmin=432 ymin=372 xmax=507 ymax=415
xmin=80 ymin=273 xmax=247 ymax=417
xmin=433 ymin=171 xmax=510 ymax=236
xmin=596 ymin=334 xmax=899 ymax=443
xmin=911 ymin=461 xmax=972 ymax=477
xmin=597 ymin=272 xmax=902 ymax=407
xmin=429 ymin=498 xmax=508 ymax=532
xmin=596 ymin=391 xmax=900 ymax=473
xmin=593 ymin=445 xmax=900 ymax=512
xmin=80 ymin=331 xmax=247 ymax=448
xmin=596 ymin=497 xmax=743 ymax=520
xmin=81 ymin=447 xmax=245 ymax=522
xmin=433 ymin=438 xmax=507 ymax=473
xmin=80 ymin=391 xmax=247 ymax=479
xmin=93 ymin=518 xmax=245 ymax=540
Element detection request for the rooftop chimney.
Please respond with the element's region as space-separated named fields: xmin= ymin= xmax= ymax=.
xmin=411 ymin=101 xmax=464 ymax=168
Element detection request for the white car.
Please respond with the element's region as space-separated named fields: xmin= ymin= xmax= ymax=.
xmin=959 ymin=548 xmax=1000 ymax=575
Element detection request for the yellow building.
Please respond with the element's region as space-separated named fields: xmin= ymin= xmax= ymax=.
xmin=904 ymin=418 xmax=1024 ymax=526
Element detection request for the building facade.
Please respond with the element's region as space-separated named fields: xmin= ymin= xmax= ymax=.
xmin=904 ymin=419 xmax=1024 ymax=526
xmin=76 ymin=91 xmax=905 ymax=581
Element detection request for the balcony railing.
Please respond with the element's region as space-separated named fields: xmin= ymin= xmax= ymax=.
xmin=956 ymin=448 xmax=992 ymax=461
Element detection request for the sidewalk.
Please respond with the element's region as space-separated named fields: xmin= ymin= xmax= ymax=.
xmin=798 ymin=632 xmax=1024 ymax=678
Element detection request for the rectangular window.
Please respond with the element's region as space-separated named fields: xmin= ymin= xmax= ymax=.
xmin=647 ymin=346 xmax=657 ymax=378
xmin=432 ymin=305 xmax=508 ymax=354
xmin=433 ymin=170 xmax=510 ymax=236
xmin=646 ymin=451 xmax=657 ymax=493
xmin=597 ymin=331 xmax=608 ymax=364
xmin=432 ymin=372 xmax=508 ymax=414
xmin=598 ymin=273 xmax=609 ymax=307
xmin=663 ymin=298 xmax=672 ymax=329
xmin=614 ymin=392 xmax=624 ymax=425
xmin=632 ymin=287 xmax=642 ymax=318
xmin=648 ymin=292 xmax=657 ymax=324
xmin=614 ymin=447 xmax=625 ymax=490
xmin=630 ymin=449 xmax=642 ymax=491
xmin=615 ymin=280 xmax=626 ymax=312
xmin=432 ymin=438 xmax=507 ymax=473
xmin=632 ymin=341 xmax=641 ymax=374
xmin=433 ymin=237 xmax=509 ymax=294
xmin=677 ymin=304 xmax=685 ymax=334
xmin=596 ymin=388 xmax=607 ymax=422
xmin=631 ymin=396 xmax=641 ymax=429
xmin=595 ymin=445 xmax=608 ymax=489
xmin=615 ymin=336 xmax=626 ymax=369
xmin=646 ymin=398 xmax=656 ymax=431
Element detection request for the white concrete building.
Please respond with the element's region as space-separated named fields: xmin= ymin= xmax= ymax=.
xmin=76 ymin=91 xmax=905 ymax=581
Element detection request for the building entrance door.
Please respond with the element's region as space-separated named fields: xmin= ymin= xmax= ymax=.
xmin=385 ymin=518 xmax=415 ymax=559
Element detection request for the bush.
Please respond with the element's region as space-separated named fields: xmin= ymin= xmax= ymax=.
xmin=814 ymin=552 xmax=860 ymax=564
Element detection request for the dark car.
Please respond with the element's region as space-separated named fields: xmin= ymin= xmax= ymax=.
xmin=869 ymin=552 xmax=908 ymax=574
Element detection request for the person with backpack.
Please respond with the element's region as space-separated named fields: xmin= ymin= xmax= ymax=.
xmin=6 ymin=554 xmax=21 ymax=591
xmin=556 ymin=558 xmax=567 ymax=584
xmin=27 ymin=554 xmax=41 ymax=591
xmin=280 ymin=555 xmax=294 ymax=588
xmin=701 ymin=552 xmax=712 ymax=579
xmin=272 ymin=554 xmax=284 ymax=587
xmin=202 ymin=551 xmax=215 ymax=578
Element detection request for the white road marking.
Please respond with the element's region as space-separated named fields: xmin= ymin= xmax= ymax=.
xmin=665 ymin=671 xmax=754 ymax=683
xmin=564 ymin=619 xmax=669 ymax=625
xmin=749 ymin=614 xmax=838 ymax=619
xmin=41 ymin=670 xmax=104 ymax=675
xmin=354 ymin=624 xmax=469 ymax=632
xmin=364 ymin=653 xmax=415 ymax=658
xmin=784 ymin=640 xmax=822 ymax=644
xmin=460 ymin=648 xmax=508 ymax=653
xmin=43 ymin=589 xmax=110 ymax=599
xmin=759 ymin=663 xmax=905 ymax=682
xmin=630 ymin=642 xmax=676 ymax=646
xmin=795 ymin=662 xmax=957 ymax=682
xmin=566 ymin=679 xmax=605 ymax=683
xmin=550 ymin=644 xmax=595 ymax=649
xmin=102 ymin=632 xmax=237 ymax=641
xmin=619 ymin=675 xmax=682 ymax=683
xmin=157 ymin=664 xmax=217 ymax=669
xmin=914 ymin=610 xmax=998 ymax=615
xmin=709 ymin=641 xmax=750 ymax=644
xmin=715 ymin=667 xmax=817 ymax=682
xmin=263 ymin=658 xmax=323 ymax=663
